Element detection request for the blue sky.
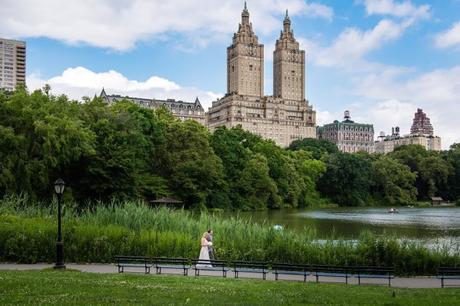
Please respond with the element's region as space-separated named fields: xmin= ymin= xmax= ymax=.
xmin=1 ymin=0 xmax=459 ymax=147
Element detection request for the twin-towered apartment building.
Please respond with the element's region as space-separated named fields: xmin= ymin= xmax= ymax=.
xmin=103 ymin=4 xmax=316 ymax=147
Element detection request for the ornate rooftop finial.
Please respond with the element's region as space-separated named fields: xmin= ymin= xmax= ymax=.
xmin=283 ymin=9 xmax=291 ymax=33
xmin=242 ymin=1 xmax=250 ymax=24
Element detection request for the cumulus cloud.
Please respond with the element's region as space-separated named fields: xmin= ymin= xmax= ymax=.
xmin=363 ymin=0 xmax=430 ymax=20
xmin=0 ymin=0 xmax=333 ymax=51
xmin=300 ymin=19 xmax=408 ymax=69
xmin=352 ymin=66 xmax=460 ymax=148
xmin=298 ymin=1 xmax=430 ymax=71
xmin=435 ymin=21 xmax=460 ymax=49
xmin=304 ymin=2 xmax=334 ymax=21
xmin=27 ymin=67 xmax=222 ymax=110
xmin=316 ymin=109 xmax=340 ymax=126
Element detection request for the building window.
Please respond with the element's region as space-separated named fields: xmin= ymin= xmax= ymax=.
xmin=249 ymin=65 xmax=253 ymax=71
xmin=232 ymin=65 xmax=235 ymax=72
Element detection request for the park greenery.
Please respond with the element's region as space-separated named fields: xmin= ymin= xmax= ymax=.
xmin=1 ymin=87 xmax=460 ymax=209
xmin=1 ymin=198 xmax=459 ymax=275
xmin=1 ymin=87 xmax=460 ymax=275
xmin=1 ymin=270 xmax=460 ymax=305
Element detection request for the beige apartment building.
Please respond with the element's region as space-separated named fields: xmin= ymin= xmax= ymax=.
xmin=207 ymin=5 xmax=316 ymax=147
xmin=100 ymin=89 xmax=206 ymax=125
xmin=0 ymin=38 xmax=26 ymax=91
xmin=375 ymin=134 xmax=441 ymax=154
xmin=375 ymin=109 xmax=442 ymax=154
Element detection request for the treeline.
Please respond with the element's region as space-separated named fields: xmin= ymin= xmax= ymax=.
xmin=0 ymin=87 xmax=459 ymax=208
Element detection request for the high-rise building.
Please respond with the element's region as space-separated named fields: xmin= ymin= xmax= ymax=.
xmin=0 ymin=38 xmax=26 ymax=91
xmin=375 ymin=108 xmax=441 ymax=154
xmin=317 ymin=111 xmax=375 ymax=153
xmin=273 ymin=11 xmax=305 ymax=101
xmin=207 ymin=5 xmax=316 ymax=147
xmin=227 ymin=3 xmax=264 ymax=98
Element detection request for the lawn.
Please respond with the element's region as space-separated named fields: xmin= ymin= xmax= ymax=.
xmin=0 ymin=270 xmax=459 ymax=305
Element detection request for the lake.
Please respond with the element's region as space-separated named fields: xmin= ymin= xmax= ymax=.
xmin=228 ymin=207 xmax=460 ymax=249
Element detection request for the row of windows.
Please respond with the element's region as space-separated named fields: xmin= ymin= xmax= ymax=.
xmin=323 ymin=126 xmax=372 ymax=132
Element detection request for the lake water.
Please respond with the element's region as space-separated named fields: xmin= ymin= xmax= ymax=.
xmin=228 ymin=207 xmax=460 ymax=249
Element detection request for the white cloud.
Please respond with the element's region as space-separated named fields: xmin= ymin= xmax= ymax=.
xmin=316 ymin=109 xmax=339 ymax=126
xmin=363 ymin=0 xmax=430 ymax=20
xmin=352 ymin=66 xmax=460 ymax=148
xmin=0 ymin=0 xmax=333 ymax=51
xmin=300 ymin=19 xmax=408 ymax=69
xmin=27 ymin=67 xmax=222 ymax=110
xmin=435 ymin=21 xmax=460 ymax=49
xmin=304 ymin=2 xmax=334 ymax=21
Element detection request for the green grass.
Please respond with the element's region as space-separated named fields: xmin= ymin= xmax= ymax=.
xmin=0 ymin=270 xmax=459 ymax=305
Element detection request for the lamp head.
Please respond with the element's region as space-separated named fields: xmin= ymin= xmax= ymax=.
xmin=54 ymin=178 xmax=65 ymax=195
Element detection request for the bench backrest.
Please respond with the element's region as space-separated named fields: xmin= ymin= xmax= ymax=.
xmin=352 ymin=266 xmax=394 ymax=275
xmin=438 ymin=267 xmax=460 ymax=275
xmin=192 ymin=259 xmax=227 ymax=267
xmin=272 ymin=263 xmax=310 ymax=271
xmin=232 ymin=261 xmax=268 ymax=269
xmin=114 ymin=255 xmax=149 ymax=263
xmin=311 ymin=265 xmax=352 ymax=274
xmin=152 ymin=257 xmax=189 ymax=265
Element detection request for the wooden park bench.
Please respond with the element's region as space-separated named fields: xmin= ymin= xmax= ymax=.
xmin=114 ymin=255 xmax=152 ymax=274
xmin=272 ymin=262 xmax=310 ymax=282
xmin=352 ymin=266 xmax=395 ymax=286
xmin=311 ymin=265 xmax=353 ymax=284
xmin=232 ymin=261 xmax=269 ymax=280
xmin=191 ymin=259 xmax=231 ymax=277
xmin=153 ymin=257 xmax=190 ymax=276
xmin=437 ymin=267 xmax=460 ymax=288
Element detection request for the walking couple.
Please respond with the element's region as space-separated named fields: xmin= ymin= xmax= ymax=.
xmin=197 ymin=229 xmax=215 ymax=267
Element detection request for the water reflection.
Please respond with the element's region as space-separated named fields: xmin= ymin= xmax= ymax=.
xmin=228 ymin=207 xmax=460 ymax=242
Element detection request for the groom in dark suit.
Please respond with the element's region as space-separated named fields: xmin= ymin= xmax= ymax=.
xmin=206 ymin=229 xmax=215 ymax=259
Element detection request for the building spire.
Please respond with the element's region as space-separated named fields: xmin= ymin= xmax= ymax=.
xmin=283 ymin=9 xmax=291 ymax=33
xmin=242 ymin=1 xmax=249 ymax=25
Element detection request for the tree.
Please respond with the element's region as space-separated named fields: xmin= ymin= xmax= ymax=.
xmin=253 ymin=141 xmax=303 ymax=208
xmin=290 ymin=150 xmax=326 ymax=207
xmin=160 ymin=120 xmax=228 ymax=208
xmin=371 ymin=156 xmax=417 ymax=205
xmin=235 ymin=153 xmax=280 ymax=210
xmin=445 ymin=144 xmax=460 ymax=200
xmin=390 ymin=145 xmax=452 ymax=199
xmin=318 ymin=152 xmax=373 ymax=206
xmin=288 ymin=138 xmax=339 ymax=159
xmin=0 ymin=87 xmax=95 ymax=200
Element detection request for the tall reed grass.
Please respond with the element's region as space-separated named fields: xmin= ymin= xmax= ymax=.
xmin=0 ymin=196 xmax=459 ymax=275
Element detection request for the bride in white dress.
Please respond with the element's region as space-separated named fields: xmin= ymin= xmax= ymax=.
xmin=197 ymin=232 xmax=212 ymax=267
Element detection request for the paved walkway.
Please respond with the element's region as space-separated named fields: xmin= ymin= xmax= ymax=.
xmin=1 ymin=263 xmax=459 ymax=289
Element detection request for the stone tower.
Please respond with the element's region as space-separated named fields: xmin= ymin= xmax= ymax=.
xmin=227 ymin=2 xmax=264 ymax=97
xmin=273 ymin=10 xmax=305 ymax=101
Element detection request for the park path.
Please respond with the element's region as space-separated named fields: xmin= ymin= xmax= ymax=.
xmin=0 ymin=263 xmax=458 ymax=289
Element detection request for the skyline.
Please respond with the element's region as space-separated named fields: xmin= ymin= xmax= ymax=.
xmin=1 ymin=0 xmax=459 ymax=148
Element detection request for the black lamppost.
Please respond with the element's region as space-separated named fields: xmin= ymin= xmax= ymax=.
xmin=54 ymin=178 xmax=66 ymax=269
